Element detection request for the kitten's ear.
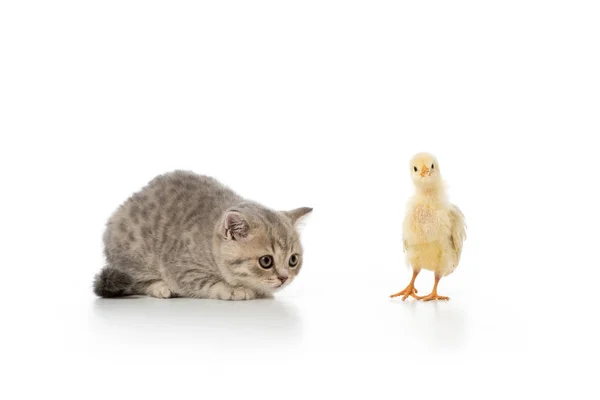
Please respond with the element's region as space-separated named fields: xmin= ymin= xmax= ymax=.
xmin=284 ymin=207 xmax=313 ymax=226
xmin=222 ymin=211 xmax=250 ymax=240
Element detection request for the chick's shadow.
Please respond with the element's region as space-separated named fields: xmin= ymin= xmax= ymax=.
xmin=401 ymin=299 xmax=467 ymax=350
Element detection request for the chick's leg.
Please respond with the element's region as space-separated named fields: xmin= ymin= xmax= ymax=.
xmin=417 ymin=274 xmax=449 ymax=301
xmin=390 ymin=269 xmax=419 ymax=301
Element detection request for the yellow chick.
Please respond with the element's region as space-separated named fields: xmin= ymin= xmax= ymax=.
xmin=390 ymin=152 xmax=466 ymax=301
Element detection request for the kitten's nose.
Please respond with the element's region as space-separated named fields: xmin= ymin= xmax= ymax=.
xmin=278 ymin=276 xmax=288 ymax=284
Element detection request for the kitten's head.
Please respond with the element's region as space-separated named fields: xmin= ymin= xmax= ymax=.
xmin=214 ymin=202 xmax=312 ymax=295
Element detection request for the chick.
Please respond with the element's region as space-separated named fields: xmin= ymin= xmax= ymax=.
xmin=390 ymin=152 xmax=466 ymax=301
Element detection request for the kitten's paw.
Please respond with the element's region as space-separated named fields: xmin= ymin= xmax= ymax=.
xmin=208 ymin=282 xmax=234 ymax=300
xmin=232 ymin=287 xmax=255 ymax=301
xmin=208 ymin=282 xmax=255 ymax=300
xmin=147 ymin=281 xmax=172 ymax=299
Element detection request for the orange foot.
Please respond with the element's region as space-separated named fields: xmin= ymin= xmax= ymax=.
xmin=416 ymin=292 xmax=449 ymax=301
xmin=390 ymin=285 xmax=418 ymax=301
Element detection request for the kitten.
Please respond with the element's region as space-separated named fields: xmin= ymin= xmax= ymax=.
xmin=93 ymin=171 xmax=312 ymax=300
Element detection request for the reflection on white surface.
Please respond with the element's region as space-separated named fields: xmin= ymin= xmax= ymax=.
xmin=85 ymin=287 xmax=527 ymax=361
xmin=90 ymin=297 xmax=303 ymax=353
xmin=398 ymin=300 xmax=468 ymax=350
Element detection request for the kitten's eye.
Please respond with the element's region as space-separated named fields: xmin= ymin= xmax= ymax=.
xmin=289 ymin=254 xmax=300 ymax=268
xmin=259 ymin=255 xmax=273 ymax=269
xmin=413 ymin=166 xmax=417 ymax=172
xmin=431 ymin=163 xmax=435 ymax=169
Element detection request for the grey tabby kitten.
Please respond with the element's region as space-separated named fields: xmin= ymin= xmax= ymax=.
xmin=93 ymin=171 xmax=312 ymax=300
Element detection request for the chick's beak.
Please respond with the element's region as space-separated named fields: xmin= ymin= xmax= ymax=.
xmin=419 ymin=167 xmax=430 ymax=177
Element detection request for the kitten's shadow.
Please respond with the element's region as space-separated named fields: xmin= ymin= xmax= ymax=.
xmin=90 ymin=296 xmax=303 ymax=351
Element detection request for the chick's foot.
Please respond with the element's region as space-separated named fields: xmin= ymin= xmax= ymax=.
xmin=416 ymin=292 xmax=449 ymax=301
xmin=390 ymin=285 xmax=418 ymax=301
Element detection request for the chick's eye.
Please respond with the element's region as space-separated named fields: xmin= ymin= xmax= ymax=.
xmin=413 ymin=166 xmax=417 ymax=172
xmin=289 ymin=254 xmax=300 ymax=267
xmin=431 ymin=164 xmax=435 ymax=169
xmin=259 ymin=255 xmax=273 ymax=269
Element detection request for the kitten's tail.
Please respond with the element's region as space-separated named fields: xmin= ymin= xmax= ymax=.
xmin=93 ymin=267 xmax=134 ymax=298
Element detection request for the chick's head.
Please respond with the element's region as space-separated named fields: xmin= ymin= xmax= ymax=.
xmin=409 ymin=152 xmax=441 ymax=189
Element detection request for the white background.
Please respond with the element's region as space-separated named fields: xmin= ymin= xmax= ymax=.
xmin=1 ymin=1 xmax=599 ymax=398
